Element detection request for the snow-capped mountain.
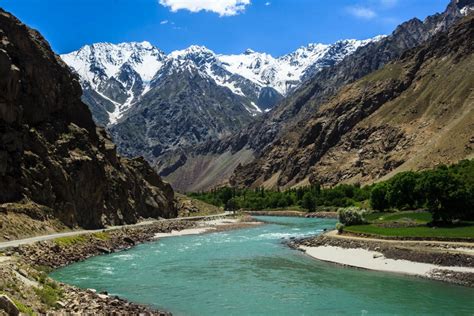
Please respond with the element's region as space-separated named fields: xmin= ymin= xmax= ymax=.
xmin=61 ymin=41 xmax=166 ymax=124
xmin=61 ymin=36 xmax=382 ymax=126
xmin=219 ymin=36 xmax=385 ymax=96
xmin=62 ymin=41 xmax=165 ymax=87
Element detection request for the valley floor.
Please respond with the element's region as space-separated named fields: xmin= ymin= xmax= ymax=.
xmin=295 ymin=230 xmax=474 ymax=287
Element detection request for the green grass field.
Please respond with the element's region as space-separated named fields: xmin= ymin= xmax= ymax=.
xmin=364 ymin=211 xmax=432 ymax=223
xmin=346 ymin=211 xmax=474 ymax=239
xmin=345 ymin=224 xmax=474 ymax=239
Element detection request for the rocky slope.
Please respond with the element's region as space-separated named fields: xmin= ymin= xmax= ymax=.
xmin=107 ymin=59 xmax=259 ymax=160
xmin=230 ymin=13 xmax=474 ymax=189
xmin=0 ymin=9 xmax=176 ymax=229
xmin=160 ymin=0 xmax=473 ymax=192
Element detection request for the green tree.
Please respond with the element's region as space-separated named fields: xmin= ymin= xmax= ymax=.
xmin=370 ymin=183 xmax=389 ymax=211
xmin=386 ymin=172 xmax=419 ymax=209
xmin=296 ymin=188 xmax=304 ymax=201
xmin=225 ymin=198 xmax=238 ymax=214
xmin=301 ymin=192 xmax=317 ymax=212
xmin=220 ymin=187 xmax=233 ymax=206
xmin=416 ymin=170 xmax=470 ymax=223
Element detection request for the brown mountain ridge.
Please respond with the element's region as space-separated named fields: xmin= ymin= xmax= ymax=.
xmin=230 ymin=15 xmax=474 ymax=189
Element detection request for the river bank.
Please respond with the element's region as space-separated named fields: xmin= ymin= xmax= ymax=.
xmin=292 ymin=231 xmax=474 ymax=287
xmin=0 ymin=216 xmax=259 ymax=315
xmin=245 ymin=210 xmax=338 ymax=218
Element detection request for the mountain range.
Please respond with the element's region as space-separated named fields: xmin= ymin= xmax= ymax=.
xmin=157 ymin=0 xmax=474 ymax=192
xmin=62 ymin=37 xmax=382 ymax=125
xmin=58 ymin=0 xmax=474 ymax=193
xmin=60 ymin=37 xmax=382 ymax=159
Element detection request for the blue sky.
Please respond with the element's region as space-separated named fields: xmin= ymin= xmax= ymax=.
xmin=1 ymin=0 xmax=448 ymax=56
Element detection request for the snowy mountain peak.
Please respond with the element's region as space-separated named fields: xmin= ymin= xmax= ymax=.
xmin=61 ymin=35 xmax=384 ymax=125
xmin=243 ymin=48 xmax=256 ymax=55
xmin=137 ymin=40 xmax=153 ymax=48
xmin=217 ymin=35 xmax=383 ymax=95
xmin=170 ymin=45 xmax=215 ymax=59
xmin=62 ymin=41 xmax=166 ymax=84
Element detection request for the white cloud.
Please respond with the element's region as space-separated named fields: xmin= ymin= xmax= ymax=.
xmin=346 ymin=6 xmax=377 ymax=19
xmin=159 ymin=0 xmax=252 ymax=16
xmin=160 ymin=20 xmax=169 ymax=24
xmin=265 ymin=1 xmax=271 ymax=6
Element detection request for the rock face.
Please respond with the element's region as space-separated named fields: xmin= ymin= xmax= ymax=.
xmin=0 ymin=9 xmax=176 ymax=229
xmin=159 ymin=0 xmax=474 ymax=192
xmin=0 ymin=295 xmax=19 ymax=316
xmin=108 ymin=62 xmax=258 ymax=161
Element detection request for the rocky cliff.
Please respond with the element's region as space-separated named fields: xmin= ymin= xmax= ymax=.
xmin=159 ymin=0 xmax=473 ymax=192
xmin=0 ymin=9 xmax=176 ymax=229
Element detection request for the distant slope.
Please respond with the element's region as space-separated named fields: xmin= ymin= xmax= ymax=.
xmin=159 ymin=0 xmax=473 ymax=192
xmin=0 ymin=9 xmax=176 ymax=229
xmin=231 ymin=14 xmax=474 ymax=189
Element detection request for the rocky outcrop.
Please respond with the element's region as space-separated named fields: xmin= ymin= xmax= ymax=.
xmin=0 ymin=9 xmax=176 ymax=229
xmin=158 ymin=0 xmax=473 ymax=192
xmin=0 ymin=295 xmax=19 ymax=316
xmin=174 ymin=193 xmax=222 ymax=217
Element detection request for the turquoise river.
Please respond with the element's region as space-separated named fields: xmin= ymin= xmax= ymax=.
xmin=51 ymin=216 xmax=474 ymax=315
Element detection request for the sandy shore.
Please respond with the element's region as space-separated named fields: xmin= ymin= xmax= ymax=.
xmin=300 ymin=245 xmax=474 ymax=277
xmin=246 ymin=210 xmax=338 ymax=218
xmin=154 ymin=218 xmax=261 ymax=238
xmin=294 ymin=231 xmax=474 ymax=286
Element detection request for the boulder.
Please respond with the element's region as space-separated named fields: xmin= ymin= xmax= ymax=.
xmin=0 ymin=295 xmax=19 ymax=316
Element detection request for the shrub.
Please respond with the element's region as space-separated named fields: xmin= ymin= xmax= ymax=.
xmin=34 ymin=283 xmax=63 ymax=308
xmin=54 ymin=235 xmax=87 ymax=247
xmin=335 ymin=222 xmax=345 ymax=234
xmin=338 ymin=207 xmax=368 ymax=226
xmin=12 ymin=298 xmax=35 ymax=316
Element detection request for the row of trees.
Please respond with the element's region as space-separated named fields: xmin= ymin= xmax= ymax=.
xmin=370 ymin=160 xmax=474 ymax=222
xmin=190 ymin=160 xmax=474 ymax=223
xmin=189 ymin=183 xmax=370 ymax=213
